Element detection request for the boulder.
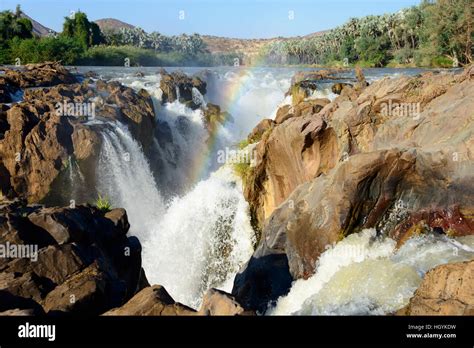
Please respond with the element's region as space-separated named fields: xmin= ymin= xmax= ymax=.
xmin=331 ymin=82 xmax=352 ymax=95
xmin=390 ymin=206 xmax=474 ymax=247
xmin=43 ymin=263 xmax=112 ymax=315
xmin=244 ymin=65 xmax=474 ymax=234
xmin=0 ymin=200 xmax=144 ymax=315
xmin=103 ymin=285 xmax=196 ymax=316
xmin=198 ymin=288 xmax=251 ymax=316
xmin=248 ymin=119 xmax=275 ymax=143
xmin=403 ymin=260 xmax=474 ymax=315
xmin=159 ymin=70 xmax=207 ymax=108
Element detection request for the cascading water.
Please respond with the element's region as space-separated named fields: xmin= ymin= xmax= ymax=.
xmin=97 ymin=121 xmax=255 ymax=308
xmin=97 ymin=122 xmax=165 ymax=234
xmin=271 ymin=229 xmax=474 ymax=315
xmin=141 ymin=166 xmax=255 ymax=308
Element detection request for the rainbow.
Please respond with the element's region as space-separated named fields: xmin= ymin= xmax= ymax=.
xmin=185 ymin=64 xmax=264 ymax=186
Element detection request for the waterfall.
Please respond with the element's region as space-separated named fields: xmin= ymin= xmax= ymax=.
xmin=142 ymin=166 xmax=255 ymax=309
xmin=270 ymin=230 xmax=474 ymax=315
xmin=95 ymin=69 xmax=293 ymax=308
xmin=97 ymin=122 xmax=165 ymax=234
xmin=97 ymin=121 xmax=254 ymax=309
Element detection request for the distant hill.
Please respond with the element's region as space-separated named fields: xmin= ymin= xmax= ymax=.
xmin=201 ymin=35 xmax=276 ymax=63
xmin=20 ymin=13 xmax=56 ymax=37
xmin=21 ymin=14 xmax=330 ymax=64
xmin=94 ymin=18 xmax=135 ymax=33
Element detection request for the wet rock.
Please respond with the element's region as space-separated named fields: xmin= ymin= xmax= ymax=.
xmin=391 ymin=206 xmax=474 ymax=247
xmin=232 ymin=254 xmax=292 ymax=313
xmin=1 ymin=62 xmax=77 ymax=89
xmin=331 ymin=82 xmax=352 ymax=95
xmin=202 ymin=103 xmax=232 ymax=135
xmin=0 ymin=65 xmax=158 ymax=203
xmin=43 ymin=262 xmax=115 ymax=315
xmin=403 ymin=260 xmax=474 ymax=315
xmin=159 ymin=70 xmax=207 ymax=108
xmin=198 ymin=288 xmax=251 ymax=316
xmin=103 ymin=285 xmax=196 ymax=316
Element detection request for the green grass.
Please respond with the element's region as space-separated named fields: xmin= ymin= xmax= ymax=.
xmin=95 ymin=193 xmax=112 ymax=212
xmin=233 ymin=161 xmax=252 ymax=182
xmin=78 ymin=45 xmax=161 ymax=66
xmin=238 ymin=139 xmax=250 ymax=150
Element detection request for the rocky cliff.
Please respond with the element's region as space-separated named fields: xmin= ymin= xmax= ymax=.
xmin=234 ymin=66 xmax=474 ymax=311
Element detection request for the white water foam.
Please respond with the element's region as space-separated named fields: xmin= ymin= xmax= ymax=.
xmin=271 ymin=229 xmax=474 ymax=315
xmin=97 ymin=120 xmax=254 ymax=308
xmin=97 ymin=122 xmax=166 ymax=234
xmin=141 ymin=166 xmax=255 ymax=309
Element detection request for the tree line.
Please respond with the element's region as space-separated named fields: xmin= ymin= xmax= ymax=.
xmin=0 ymin=6 xmax=231 ymax=66
xmin=262 ymin=0 xmax=473 ymax=67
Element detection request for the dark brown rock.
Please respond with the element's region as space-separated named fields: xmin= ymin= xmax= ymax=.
xmin=103 ymin=285 xmax=196 ymax=316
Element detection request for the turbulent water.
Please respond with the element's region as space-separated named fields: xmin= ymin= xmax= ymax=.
xmin=271 ymin=230 xmax=474 ymax=315
xmin=75 ymin=66 xmax=467 ymax=311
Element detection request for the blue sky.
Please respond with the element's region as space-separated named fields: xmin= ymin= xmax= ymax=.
xmin=1 ymin=0 xmax=421 ymax=38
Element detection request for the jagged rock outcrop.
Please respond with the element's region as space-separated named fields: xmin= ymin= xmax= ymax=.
xmin=0 ymin=200 xmax=146 ymax=315
xmin=234 ymin=66 xmax=474 ymax=310
xmin=202 ymin=102 xmax=233 ymax=135
xmin=103 ymin=285 xmax=196 ymax=316
xmin=243 ymin=66 xmax=473 ymax=229
xmin=198 ymin=288 xmax=252 ymax=315
xmin=159 ymin=69 xmax=207 ymax=109
xmin=245 ymin=113 xmax=338 ymax=230
xmin=0 ymin=64 xmax=156 ymax=203
xmin=402 ymin=260 xmax=474 ymax=315
xmin=0 ymin=62 xmax=77 ymax=89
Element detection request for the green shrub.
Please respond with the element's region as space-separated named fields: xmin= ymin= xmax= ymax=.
xmin=238 ymin=139 xmax=249 ymax=150
xmin=233 ymin=161 xmax=252 ymax=182
xmin=430 ymin=56 xmax=455 ymax=68
xmin=78 ymin=45 xmax=160 ymax=66
xmin=8 ymin=36 xmax=84 ymax=65
xmin=95 ymin=194 xmax=112 ymax=212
